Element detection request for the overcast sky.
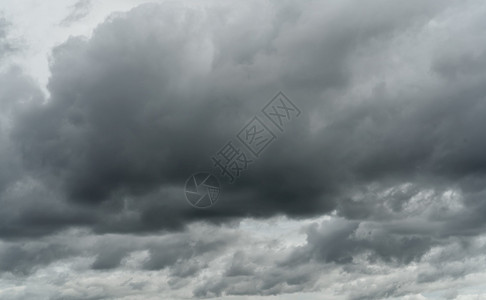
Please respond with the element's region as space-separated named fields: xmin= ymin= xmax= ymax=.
xmin=1 ymin=0 xmax=486 ymax=299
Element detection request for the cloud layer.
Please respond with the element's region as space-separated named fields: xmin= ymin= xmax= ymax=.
xmin=2 ymin=0 xmax=486 ymax=299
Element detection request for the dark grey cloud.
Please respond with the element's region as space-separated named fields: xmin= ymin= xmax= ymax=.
xmin=289 ymin=218 xmax=434 ymax=266
xmin=8 ymin=0 xmax=459 ymax=237
xmin=0 ymin=241 xmax=73 ymax=275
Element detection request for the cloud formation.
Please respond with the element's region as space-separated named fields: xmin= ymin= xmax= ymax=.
xmin=6 ymin=0 xmax=459 ymax=234
xmin=2 ymin=0 xmax=486 ymax=299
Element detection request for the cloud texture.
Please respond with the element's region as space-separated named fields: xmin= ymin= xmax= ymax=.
xmin=2 ymin=0 xmax=486 ymax=299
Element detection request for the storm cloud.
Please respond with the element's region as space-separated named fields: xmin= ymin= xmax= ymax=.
xmin=2 ymin=0 xmax=486 ymax=299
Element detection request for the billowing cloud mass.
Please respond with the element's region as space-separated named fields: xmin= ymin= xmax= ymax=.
xmin=2 ymin=0 xmax=486 ymax=299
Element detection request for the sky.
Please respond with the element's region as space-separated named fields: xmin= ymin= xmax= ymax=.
xmin=1 ymin=0 xmax=486 ymax=299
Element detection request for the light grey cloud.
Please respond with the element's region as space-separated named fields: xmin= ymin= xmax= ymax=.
xmin=60 ymin=0 xmax=92 ymax=26
xmin=0 ymin=17 xmax=17 ymax=61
